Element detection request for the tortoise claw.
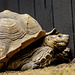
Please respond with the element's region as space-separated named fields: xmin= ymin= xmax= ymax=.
xmin=21 ymin=61 xmax=38 ymax=71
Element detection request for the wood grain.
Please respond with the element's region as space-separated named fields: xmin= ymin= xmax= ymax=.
xmin=0 ymin=0 xmax=4 ymax=12
xmin=35 ymin=0 xmax=53 ymax=32
xmin=53 ymin=0 xmax=74 ymax=57
xmin=19 ymin=0 xmax=35 ymax=17
xmin=3 ymin=0 xmax=18 ymax=12
xmin=72 ymin=0 xmax=75 ymax=57
xmin=0 ymin=0 xmax=74 ymax=57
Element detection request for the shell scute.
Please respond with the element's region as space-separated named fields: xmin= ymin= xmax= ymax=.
xmin=0 ymin=10 xmax=46 ymax=67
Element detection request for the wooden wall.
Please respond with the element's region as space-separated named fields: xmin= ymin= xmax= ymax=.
xmin=0 ymin=0 xmax=75 ymax=57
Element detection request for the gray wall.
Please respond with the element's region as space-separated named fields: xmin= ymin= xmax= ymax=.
xmin=0 ymin=0 xmax=75 ymax=57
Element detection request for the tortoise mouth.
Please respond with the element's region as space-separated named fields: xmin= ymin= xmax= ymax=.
xmin=56 ymin=40 xmax=69 ymax=45
xmin=54 ymin=40 xmax=69 ymax=52
xmin=56 ymin=34 xmax=69 ymax=47
xmin=57 ymin=36 xmax=69 ymax=45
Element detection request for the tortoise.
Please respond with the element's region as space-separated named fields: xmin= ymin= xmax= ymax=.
xmin=0 ymin=10 xmax=69 ymax=71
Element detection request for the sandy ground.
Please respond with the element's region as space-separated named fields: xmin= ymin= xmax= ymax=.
xmin=0 ymin=63 xmax=75 ymax=75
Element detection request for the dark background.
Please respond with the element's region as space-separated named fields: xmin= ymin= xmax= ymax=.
xmin=0 ymin=0 xmax=75 ymax=57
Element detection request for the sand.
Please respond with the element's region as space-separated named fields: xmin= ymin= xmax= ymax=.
xmin=0 ymin=63 xmax=75 ymax=75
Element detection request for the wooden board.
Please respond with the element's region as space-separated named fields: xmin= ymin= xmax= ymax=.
xmin=0 ymin=0 xmax=74 ymax=57
xmin=0 ymin=0 xmax=4 ymax=12
xmin=35 ymin=0 xmax=53 ymax=32
xmin=3 ymin=0 xmax=18 ymax=12
xmin=53 ymin=0 xmax=74 ymax=57
xmin=19 ymin=0 xmax=35 ymax=17
xmin=72 ymin=0 xmax=75 ymax=57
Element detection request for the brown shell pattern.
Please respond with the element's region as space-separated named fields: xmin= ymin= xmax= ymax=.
xmin=0 ymin=10 xmax=46 ymax=65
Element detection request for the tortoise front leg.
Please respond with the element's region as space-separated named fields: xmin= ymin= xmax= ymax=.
xmin=21 ymin=46 xmax=53 ymax=70
xmin=50 ymin=47 xmax=71 ymax=65
xmin=21 ymin=47 xmax=71 ymax=71
xmin=21 ymin=61 xmax=38 ymax=70
xmin=6 ymin=46 xmax=53 ymax=70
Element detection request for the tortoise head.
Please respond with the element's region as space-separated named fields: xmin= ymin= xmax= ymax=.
xmin=44 ymin=33 xmax=69 ymax=51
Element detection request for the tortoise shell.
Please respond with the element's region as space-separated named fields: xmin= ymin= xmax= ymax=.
xmin=0 ymin=10 xmax=46 ymax=69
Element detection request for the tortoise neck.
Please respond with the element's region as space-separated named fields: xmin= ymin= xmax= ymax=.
xmin=42 ymin=40 xmax=62 ymax=53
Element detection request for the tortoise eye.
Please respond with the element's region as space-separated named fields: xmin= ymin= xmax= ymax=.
xmin=58 ymin=35 xmax=62 ymax=37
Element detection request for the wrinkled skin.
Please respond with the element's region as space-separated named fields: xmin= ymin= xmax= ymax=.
xmin=6 ymin=33 xmax=69 ymax=71
xmin=44 ymin=34 xmax=69 ymax=51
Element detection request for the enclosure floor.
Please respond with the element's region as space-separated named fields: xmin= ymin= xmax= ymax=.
xmin=0 ymin=63 xmax=75 ymax=75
